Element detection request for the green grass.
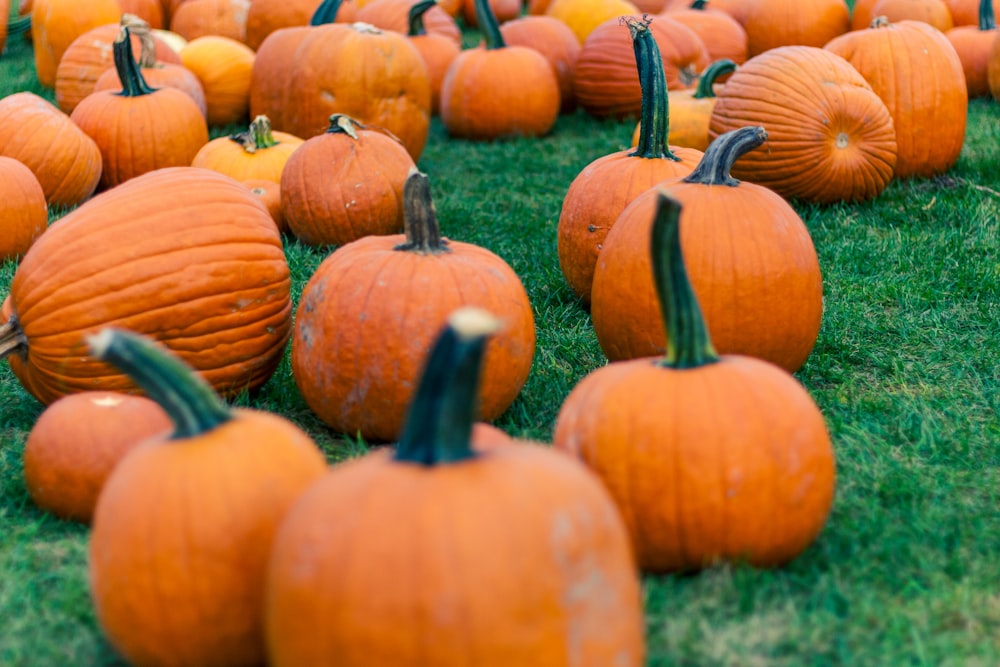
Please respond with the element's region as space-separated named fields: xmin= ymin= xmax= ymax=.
xmin=2 ymin=28 xmax=999 ymax=666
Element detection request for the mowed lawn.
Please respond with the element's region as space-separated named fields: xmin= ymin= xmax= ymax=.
xmin=1 ymin=26 xmax=999 ymax=667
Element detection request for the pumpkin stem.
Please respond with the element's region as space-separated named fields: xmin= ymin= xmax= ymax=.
xmin=869 ymin=15 xmax=890 ymax=29
xmin=475 ymin=0 xmax=506 ymax=49
xmin=230 ymin=115 xmax=280 ymax=154
xmin=326 ymin=113 xmax=362 ymax=139
xmin=311 ymin=0 xmax=344 ymax=25
xmin=86 ymin=328 xmax=233 ymax=439
xmin=690 ymin=0 xmax=706 ymax=8
xmin=394 ymin=170 xmax=452 ymax=255
xmin=651 ymin=192 xmax=719 ymax=370
xmin=7 ymin=14 xmax=31 ymax=36
xmin=626 ymin=16 xmax=678 ymax=161
xmin=408 ymin=0 xmax=436 ymax=35
xmin=394 ymin=308 xmax=502 ymax=466
xmin=0 ymin=315 xmax=28 ymax=360
xmin=682 ymin=125 xmax=766 ymax=187
xmin=121 ymin=14 xmax=157 ymax=68
xmin=692 ymin=59 xmax=737 ymax=99
xmin=113 ymin=26 xmax=156 ymax=97
xmin=981 ymin=0 xmax=996 ymax=31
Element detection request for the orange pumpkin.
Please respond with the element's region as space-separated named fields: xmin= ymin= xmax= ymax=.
xmin=180 ymin=34 xmax=256 ymax=126
xmin=663 ymin=0 xmax=747 ymax=67
xmin=405 ymin=0 xmax=462 ymax=114
xmin=591 ymin=126 xmax=823 ymax=373
xmin=871 ymin=0 xmax=954 ymax=31
xmin=545 ymin=0 xmax=640 ymax=44
xmin=945 ymin=0 xmax=997 ymax=97
xmin=23 ymin=391 xmax=172 ymax=523
xmin=169 ymin=0 xmax=250 ymax=41
xmin=556 ymin=190 xmax=836 ymax=572
xmin=708 ymin=45 xmax=898 ymax=202
xmin=243 ymin=178 xmax=286 ymax=233
xmin=30 ymin=0 xmax=122 ymax=87
xmin=851 ymin=0 xmax=880 ymax=30
xmin=825 ymin=18 xmax=968 ymax=179
xmin=461 ymin=0 xmax=519 ymax=26
xmin=88 ymin=328 xmax=327 ymax=667
xmin=558 ymin=17 xmax=702 ymax=304
xmin=356 ymin=0 xmax=461 ymax=42
xmin=290 ymin=171 xmax=536 ymax=443
xmin=120 ymin=0 xmax=165 ymax=26
xmin=989 ymin=24 xmax=1000 ymax=98
xmin=0 ymin=156 xmax=48 ymax=263
xmin=946 ymin=0 xmax=1000 ymax=24
xmin=280 ymin=115 xmax=415 ymax=246
xmin=499 ymin=15 xmax=582 ymax=113
xmin=0 ymin=167 xmax=292 ymax=405
xmin=244 ymin=0 xmax=357 ymax=50
xmin=0 ymin=92 xmax=103 ymax=208
xmin=71 ymin=26 xmax=209 ymax=190
xmin=742 ymin=0 xmax=849 ymax=57
xmin=192 ymin=115 xmax=304 ymax=182
xmin=269 ymin=308 xmax=644 ymax=666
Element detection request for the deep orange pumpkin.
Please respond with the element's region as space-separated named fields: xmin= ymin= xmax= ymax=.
xmin=662 ymin=0 xmax=747 ymax=67
xmin=192 ymin=115 xmax=304 ymax=182
xmin=405 ymin=0 xmax=462 ymax=114
xmin=946 ymin=0 xmax=1000 ymax=24
xmin=741 ymin=0 xmax=849 ymax=57
xmin=169 ymin=0 xmax=250 ymax=41
xmin=499 ymin=15 xmax=582 ymax=113
xmin=243 ymin=178 xmax=286 ymax=233
xmin=0 ymin=156 xmax=48 ymax=263
xmin=945 ymin=0 xmax=997 ymax=97
xmin=30 ymin=0 xmax=122 ymax=87
xmin=355 ymin=0 xmax=461 ymax=42
xmin=871 ymin=0 xmax=954 ymax=31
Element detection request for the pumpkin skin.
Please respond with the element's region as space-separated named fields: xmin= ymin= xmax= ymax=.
xmin=291 ymin=172 xmax=536 ymax=443
xmin=180 ymin=35 xmax=256 ymax=127
xmin=87 ymin=328 xmax=328 ymax=667
xmin=989 ymin=25 xmax=1000 ymax=98
xmin=870 ymin=0 xmax=954 ymax=31
xmin=355 ymin=0 xmax=461 ymax=42
xmin=0 ymin=167 xmax=292 ymax=405
xmin=120 ymin=0 xmax=166 ymax=27
xmin=544 ymin=0 xmax=640 ymax=44
xmin=662 ymin=1 xmax=747 ymax=67
xmin=947 ymin=0 xmax=1000 ymax=24
xmin=556 ymin=192 xmax=835 ymax=573
xmin=0 ymin=157 xmax=48 ymax=263
xmin=244 ymin=0 xmax=357 ymax=50
xmin=243 ymin=178 xmax=286 ymax=233
xmin=169 ymin=0 xmax=251 ymax=41
xmin=591 ymin=127 xmax=824 ymax=373
xmin=192 ymin=115 xmax=304 ymax=183
xmin=269 ymin=308 xmax=644 ymax=666
xmin=23 ymin=391 xmax=172 ymax=523
xmin=946 ymin=0 xmax=998 ymax=98
xmin=708 ymin=45 xmax=898 ymax=203
xmin=93 ymin=58 xmax=207 ymax=116
xmin=499 ymin=15 xmax=582 ymax=113
xmin=406 ymin=0 xmax=462 ymax=114
xmin=280 ymin=115 xmax=416 ymax=246
xmin=0 ymin=92 xmax=103 ymax=209
xmin=742 ymin=0 xmax=849 ymax=57
xmin=825 ymin=19 xmax=968 ymax=179
xmin=30 ymin=0 xmax=122 ymax=87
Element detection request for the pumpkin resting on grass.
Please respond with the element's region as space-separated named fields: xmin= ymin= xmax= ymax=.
xmin=0 ymin=156 xmax=48 ymax=263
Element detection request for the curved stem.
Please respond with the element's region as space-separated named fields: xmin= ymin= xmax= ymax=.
xmin=690 ymin=0 xmax=706 ymax=8
xmin=0 ymin=315 xmax=28 ymax=360
xmin=408 ymin=0 xmax=436 ymax=35
xmin=682 ymin=125 xmax=766 ymax=187
xmin=394 ymin=170 xmax=451 ymax=255
xmin=475 ymin=0 xmax=505 ymax=49
xmin=120 ymin=14 xmax=157 ymax=68
xmin=113 ymin=26 xmax=155 ymax=97
xmin=651 ymin=192 xmax=719 ymax=369
xmin=7 ymin=14 xmax=31 ymax=36
xmin=310 ymin=0 xmax=344 ymax=25
xmin=229 ymin=115 xmax=280 ymax=154
xmin=693 ymin=59 xmax=737 ymax=99
xmin=981 ymin=0 xmax=996 ymax=31
xmin=394 ymin=308 xmax=501 ymax=465
xmin=626 ymin=16 xmax=677 ymax=160
xmin=87 ymin=328 xmax=232 ymax=440
xmin=326 ymin=113 xmax=361 ymax=139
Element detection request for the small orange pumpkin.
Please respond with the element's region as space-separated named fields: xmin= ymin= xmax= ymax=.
xmin=192 ymin=115 xmax=304 ymax=182
xmin=499 ymin=15 xmax=582 ymax=113
xmin=180 ymin=34 xmax=256 ymax=126
xmin=0 ymin=156 xmax=48 ymax=263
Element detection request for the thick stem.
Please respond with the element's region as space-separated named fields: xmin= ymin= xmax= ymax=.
xmin=869 ymin=15 xmax=890 ymax=29
xmin=475 ymin=0 xmax=505 ymax=49
xmin=310 ymin=0 xmax=344 ymax=25
xmin=693 ymin=59 xmax=737 ymax=99
xmin=682 ymin=126 xmax=767 ymax=187
xmin=651 ymin=192 xmax=719 ymax=369
xmin=113 ymin=26 xmax=155 ymax=97
xmin=229 ymin=115 xmax=280 ymax=154
xmin=120 ymin=14 xmax=157 ymax=68
xmin=626 ymin=16 xmax=677 ymax=161
xmin=7 ymin=14 xmax=31 ymax=36
xmin=394 ymin=170 xmax=451 ymax=255
xmin=0 ymin=315 xmax=28 ymax=360
xmin=326 ymin=113 xmax=361 ymax=139
xmin=408 ymin=0 xmax=436 ymax=35
xmin=86 ymin=328 xmax=233 ymax=439
xmin=690 ymin=0 xmax=706 ymax=8
xmin=981 ymin=0 xmax=996 ymax=31
xmin=394 ymin=308 xmax=501 ymax=465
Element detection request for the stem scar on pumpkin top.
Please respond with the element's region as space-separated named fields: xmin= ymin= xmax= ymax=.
xmin=393 ymin=308 xmax=503 ymax=466
xmin=623 ymin=15 xmax=679 ymax=161
xmin=229 ymin=115 xmax=281 ymax=154
xmin=394 ymin=170 xmax=452 ymax=254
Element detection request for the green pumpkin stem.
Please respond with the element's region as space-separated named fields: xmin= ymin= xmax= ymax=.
xmin=394 ymin=308 xmax=501 ymax=465
xmin=394 ymin=170 xmax=451 ymax=255
xmin=0 ymin=315 xmax=28 ymax=360
xmin=690 ymin=0 xmax=707 ymax=8
xmin=682 ymin=125 xmax=767 ymax=187
xmin=693 ymin=59 xmax=737 ymax=99
xmin=408 ymin=0 xmax=437 ymax=35
xmin=311 ymin=0 xmax=344 ymax=25
xmin=8 ymin=14 xmax=31 ymax=36
xmin=230 ymin=115 xmax=280 ymax=154
xmin=326 ymin=113 xmax=362 ymax=139
xmin=113 ymin=26 xmax=156 ymax=97
xmin=475 ymin=0 xmax=506 ymax=49
xmin=626 ymin=16 xmax=678 ymax=161
xmin=981 ymin=0 xmax=996 ymax=31
xmin=86 ymin=328 xmax=233 ymax=439
xmin=651 ymin=192 xmax=719 ymax=369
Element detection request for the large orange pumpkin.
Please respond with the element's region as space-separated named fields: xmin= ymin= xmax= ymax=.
xmin=168 ymin=0 xmax=250 ymax=41
xmin=30 ymin=0 xmax=122 ymax=87
xmin=355 ymin=0 xmax=461 ymax=42
xmin=268 ymin=308 xmax=645 ymax=666
xmin=291 ymin=171 xmax=536 ymax=442
xmin=946 ymin=0 xmax=998 ymax=97
xmin=556 ymin=191 xmax=836 ymax=572
xmin=662 ymin=0 xmax=747 ymax=66
xmin=244 ymin=0 xmax=357 ymax=50
xmin=870 ymin=0 xmax=954 ymax=31
xmin=741 ymin=0 xmax=849 ymax=57
xmin=0 ymin=167 xmax=292 ymax=405
xmin=0 ymin=156 xmax=48 ymax=263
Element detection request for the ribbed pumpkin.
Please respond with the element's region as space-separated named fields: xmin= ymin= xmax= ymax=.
xmin=573 ymin=14 xmax=709 ymax=119
xmin=71 ymin=26 xmax=209 ymax=190
xmin=355 ymin=0 xmax=460 ymax=41
xmin=244 ymin=0 xmax=357 ymax=50
xmin=0 ymin=156 xmax=48 ymax=263
xmin=871 ymin=0 xmax=954 ymax=31
xmin=169 ymin=0 xmax=250 ymax=41
xmin=663 ymin=0 xmax=747 ymax=66
xmin=0 ymin=92 xmax=103 ymax=208
xmin=825 ymin=18 xmax=968 ymax=179
xmin=88 ymin=328 xmax=327 ymax=667
xmin=708 ymin=46 xmax=897 ymax=203
xmin=591 ymin=127 xmax=823 ymax=373
xmin=192 ymin=115 xmax=304 ymax=182
xmin=742 ymin=0 xmax=849 ymax=57
xmin=269 ymin=308 xmax=644 ymax=666
xmin=0 ymin=167 xmax=292 ymax=405
xmin=180 ymin=34 xmax=256 ymax=126
xmin=30 ymin=0 xmax=122 ymax=87
xmin=291 ymin=171 xmax=536 ymax=443
xmin=558 ymin=16 xmax=702 ymax=304
xmin=405 ymin=0 xmax=462 ymax=114
xmin=499 ymin=15 xmax=582 ymax=113
xmin=440 ymin=0 xmax=559 ymax=140
xmin=23 ymin=391 xmax=172 ymax=523
xmin=280 ymin=115 xmax=415 ymax=246
xmin=946 ymin=0 xmax=998 ymax=97
xmin=556 ymin=191 xmax=836 ymax=572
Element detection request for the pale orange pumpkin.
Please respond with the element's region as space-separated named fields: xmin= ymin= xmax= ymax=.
xmin=180 ymin=34 xmax=256 ymax=126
